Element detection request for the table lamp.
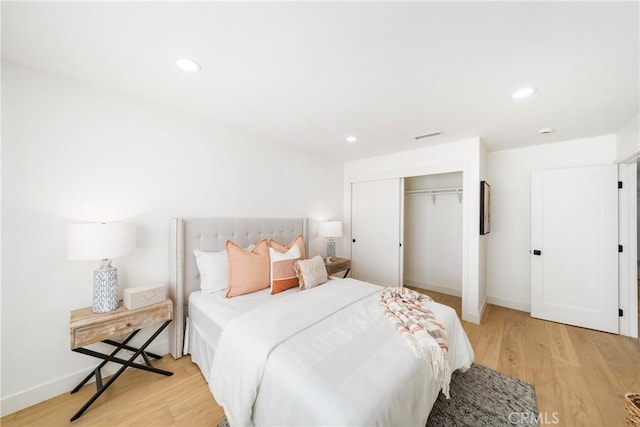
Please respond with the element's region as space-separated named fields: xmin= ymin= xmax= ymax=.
xmin=68 ymin=222 xmax=136 ymax=313
xmin=318 ymin=221 xmax=342 ymax=261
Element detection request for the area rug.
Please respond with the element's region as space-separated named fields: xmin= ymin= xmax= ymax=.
xmin=216 ymin=363 xmax=538 ymax=427
xmin=426 ymin=363 xmax=538 ymax=426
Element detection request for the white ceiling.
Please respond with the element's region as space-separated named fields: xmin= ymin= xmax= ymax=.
xmin=2 ymin=1 xmax=638 ymax=161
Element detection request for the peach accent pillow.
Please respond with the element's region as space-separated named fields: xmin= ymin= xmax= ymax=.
xmin=270 ymin=234 xmax=306 ymax=260
xmin=226 ymin=239 xmax=270 ymax=298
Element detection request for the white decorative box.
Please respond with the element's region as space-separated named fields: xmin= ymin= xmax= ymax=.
xmin=124 ymin=284 xmax=167 ymax=310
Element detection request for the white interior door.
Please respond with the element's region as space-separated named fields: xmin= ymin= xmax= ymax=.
xmin=351 ymin=179 xmax=402 ymax=287
xmin=531 ymin=164 xmax=618 ymax=333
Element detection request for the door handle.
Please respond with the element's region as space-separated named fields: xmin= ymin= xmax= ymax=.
xmin=352 ymin=239 xmax=356 ymax=243
xmin=533 ymin=249 xmax=542 ymax=256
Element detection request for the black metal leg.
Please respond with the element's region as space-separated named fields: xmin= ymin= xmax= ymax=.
xmin=69 ymin=320 xmax=173 ymax=422
xmin=94 ymin=368 xmax=102 ymax=391
xmin=141 ymin=351 xmax=152 ymax=366
xmin=343 ymin=268 xmax=350 ymax=279
xmin=102 ymin=339 xmax=163 ymax=359
xmin=70 ymin=330 xmax=140 ymax=394
xmin=72 ymin=347 xmax=173 ymax=376
xmin=69 ymin=357 xmax=131 ymax=422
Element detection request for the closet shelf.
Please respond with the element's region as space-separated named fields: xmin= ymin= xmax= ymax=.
xmin=405 ymin=186 xmax=463 ymax=204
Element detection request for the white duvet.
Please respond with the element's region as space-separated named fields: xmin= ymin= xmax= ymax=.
xmin=210 ymin=279 xmax=474 ymax=427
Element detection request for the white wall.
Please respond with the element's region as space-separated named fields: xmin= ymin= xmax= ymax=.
xmin=404 ymin=173 xmax=463 ymax=296
xmin=343 ymin=137 xmax=485 ymax=323
xmin=1 ymin=61 xmax=344 ymax=415
xmin=616 ymin=114 xmax=640 ymax=162
xmin=486 ymin=135 xmax=617 ymax=311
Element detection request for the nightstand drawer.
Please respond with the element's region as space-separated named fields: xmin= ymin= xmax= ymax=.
xmin=70 ymin=299 xmax=173 ymax=349
xmin=325 ymin=258 xmax=351 ymax=276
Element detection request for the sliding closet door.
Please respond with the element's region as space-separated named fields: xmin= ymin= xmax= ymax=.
xmin=351 ymin=179 xmax=402 ymax=287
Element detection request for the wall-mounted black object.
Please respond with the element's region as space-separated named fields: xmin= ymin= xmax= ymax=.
xmin=480 ymin=180 xmax=491 ymax=235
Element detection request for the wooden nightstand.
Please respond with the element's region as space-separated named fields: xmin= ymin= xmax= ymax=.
xmin=69 ymin=299 xmax=173 ymax=421
xmin=325 ymin=257 xmax=351 ymax=278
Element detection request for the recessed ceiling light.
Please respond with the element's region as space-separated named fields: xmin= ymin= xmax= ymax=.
xmin=538 ymin=128 xmax=554 ymax=134
xmin=346 ymin=136 xmax=358 ymax=144
xmin=176 ymin=58 xmax=201 ymax=72
xmin=512 ymin=87 xmax=535 ymax=99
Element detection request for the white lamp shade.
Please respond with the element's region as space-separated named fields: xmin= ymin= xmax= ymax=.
xmin=318 ymin=221 xmax=343 ymax=238
xmin=67 ymin=223 xmax=136 ymax=260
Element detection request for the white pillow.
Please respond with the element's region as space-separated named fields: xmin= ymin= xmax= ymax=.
xmin=268 ymin=242 xmax=301 ymax=260
xmin=193 ymin=249 xmax=228 ymax=293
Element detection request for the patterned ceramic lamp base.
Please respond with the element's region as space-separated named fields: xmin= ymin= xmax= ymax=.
xmin=93 ymin=259 xmax=119 ymax=313
xmin=326 ymin=238 xmax=336 ymax=260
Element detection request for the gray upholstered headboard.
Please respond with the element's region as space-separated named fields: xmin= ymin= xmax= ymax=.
xmin=168 ymin=217 xmax=309 ymax=358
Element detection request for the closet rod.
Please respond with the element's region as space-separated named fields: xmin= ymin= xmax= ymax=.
xmin=405 ymin=186 xmax=463 ymax=205
xmin=404 ymin=186 xmax=462 ymax=195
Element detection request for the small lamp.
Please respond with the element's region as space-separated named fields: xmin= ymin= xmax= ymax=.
xmin=68 ymin=222 xmax=136 ymax=313
xmin=318 ymin=221 xmax=342 ymax=262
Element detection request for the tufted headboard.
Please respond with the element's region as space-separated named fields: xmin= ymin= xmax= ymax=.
xmin=168 ymin=217 xmax=309 ymax=358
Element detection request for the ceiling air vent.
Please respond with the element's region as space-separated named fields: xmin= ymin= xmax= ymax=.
xmin=414 ymin=131 xmax=442 ymax=140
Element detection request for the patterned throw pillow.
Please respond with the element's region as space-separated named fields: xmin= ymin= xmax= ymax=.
xmin=293 ymin=256 xmax=328 ymax=290
xmin=268 ymin=244 xmax=301 ymax=294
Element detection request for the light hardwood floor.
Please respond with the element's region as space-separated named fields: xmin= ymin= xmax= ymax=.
xmin=3 ymin=291 xmax=639 ymax=427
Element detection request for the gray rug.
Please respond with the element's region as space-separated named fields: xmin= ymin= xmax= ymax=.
xmin=426 ymin=363 xmax=538 ymax=426
xmin=216 ymin=363 xmax=538 ymax=427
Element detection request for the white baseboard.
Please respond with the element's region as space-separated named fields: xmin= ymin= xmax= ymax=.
xmin=463 ymin=311 xmax=481 ymax=324
xmin=403 ymin=280 xmax=462 ymax=297
xmin=478 ymin=295 xmax=488 ymax=322
xmin=462 ymin=295 xmax=486 ymax=324
xmin=404 ymin=284 xmax=529 ymax=320
xmin=0 ymin=340 xmax=168 ymax=417
xmin=486 ymin=296 xmax=531 ymax=313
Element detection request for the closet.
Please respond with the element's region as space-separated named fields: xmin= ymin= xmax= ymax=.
xmin=350 ymin=173 xmax=463 ymax=295
xmin=403 ymin=173 xmax=463 ymax=296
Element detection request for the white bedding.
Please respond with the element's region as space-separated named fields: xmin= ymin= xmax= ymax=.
xmin=207 ymin=279 xmax=474 ymax=427
xmin=188 ymin=286 xmax=299 ymax=352
xmin=186 ymin=286 xmax=300 ymax=381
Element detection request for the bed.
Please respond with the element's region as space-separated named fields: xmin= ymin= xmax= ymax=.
xmin=169 ymin=217 xmax=474 ymax=426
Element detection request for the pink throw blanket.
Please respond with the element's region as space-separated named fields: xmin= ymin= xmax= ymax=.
xmin=379 ymin=287 xmax=452 ymax=397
